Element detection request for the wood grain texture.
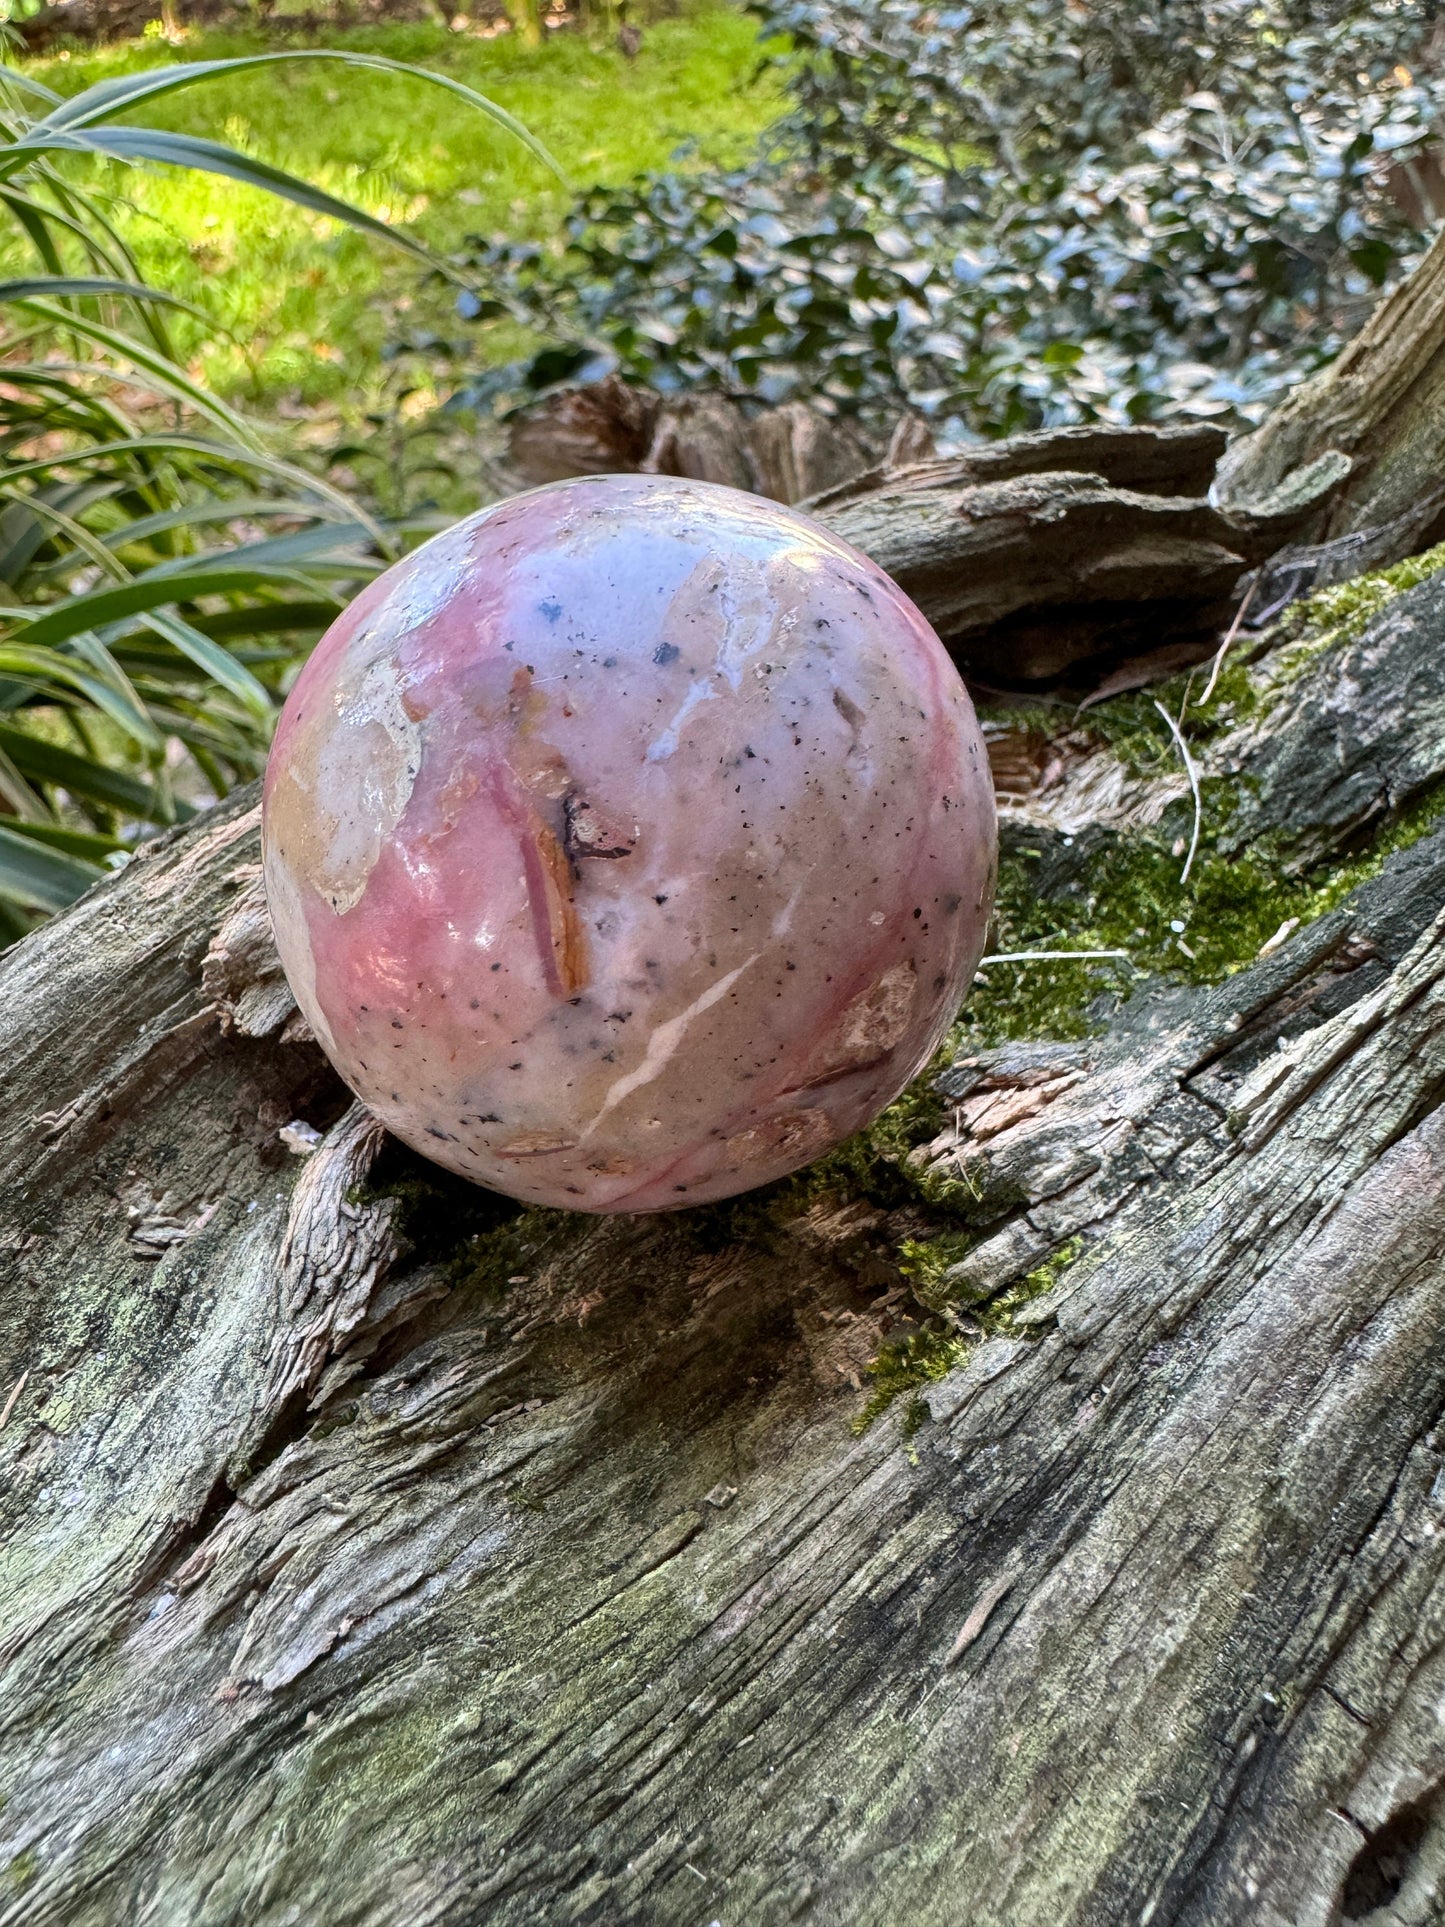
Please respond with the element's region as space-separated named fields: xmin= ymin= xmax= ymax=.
xmin=5 ymin=564 xmax=1445 ymax=1925
xmin=1217 ymin=226 xmax=1445 ymax=580
xmin=814 ymin=433 xmax=1332 ymax=690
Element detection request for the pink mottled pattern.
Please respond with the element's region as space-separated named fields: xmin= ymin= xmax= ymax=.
xmin=263 ymin=475 xmax=996 ymax=1211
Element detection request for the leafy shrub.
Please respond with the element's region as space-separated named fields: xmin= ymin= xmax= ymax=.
xmin=0 ymin=46 xmax=548 ymax=940
xmin=440 ymin=0 xmax=1445 ymax=439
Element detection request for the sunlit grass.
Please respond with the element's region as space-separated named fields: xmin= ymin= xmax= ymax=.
xmin=15 ymin=5 xmax=783 ymax=419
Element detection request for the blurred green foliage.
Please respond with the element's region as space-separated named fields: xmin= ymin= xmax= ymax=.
xmin=12 ymin=8 xmax=778 ymax=420
xmin=443 ymin=0 xmax=1445 ymax=438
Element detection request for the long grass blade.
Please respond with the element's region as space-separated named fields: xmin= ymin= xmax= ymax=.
xmin=12 ymin=563 xmax=325 ymax=649
xmin=0 ymin=482 xmax=131 ymax=580
xmin=0 ymin=643 xmax=164 ymax=749
xmin=0 ymin=64 xmax=62 ymax=106
xmin=0 ymin=813 xmax=124 ymax=859
xmin=0 ymin=719 xmax=189 ymax=818
xmin=0 ymin=820 xmax=104 ymax=912
xmin=4 ymin=298 xmax=259 ymax=444
xmin=95 ymin=495 xmax=359 ymax=550
xmin=0 ymin=187 xmax=66 ymax=273
xmin=0 ymin=273 xmax=204 ymax=317
xmin=13 ymin=50 xmax=562 ymax=181
xmin=144 ymin=523 xmax=376 ymax=576
xmin=25 ymin=125 xmax=444 ymax=264
xmin=0 ymin=433 xmax=393 ymax=551
xmin=143 ymin=610 xmax=272 ymax=720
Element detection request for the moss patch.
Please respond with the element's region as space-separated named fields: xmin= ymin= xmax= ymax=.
xmin=897 ymin=1229 xmax=978 ymax=1304
xmin=449 ymin=1206 xmax=566 ymax=1303
xmin=801 ymin=1058 xmax=976 ymax=1213
xmin=854 ymin=1236 xmax=1084 ymax=1433
xmin=6 ymin=1850 xmax=37 ymax=1892
xmin=971 ymin=776 xmax=1445 ymax=1052
xmin=356 ymin=1141 xmax=524 ymax=1266
xmin=854 ymin=1329 xmax=967 ymax=1435
xmin=992 ymin=1236 xmax=1083 ymax=1323
xmin=971 ymin=678 xmax=1445 ymax=1052
xmin=1265 ymin=540 xmax=1445 ymax=683
xmin=847 ymin=546 xmax=1445 ymax=1423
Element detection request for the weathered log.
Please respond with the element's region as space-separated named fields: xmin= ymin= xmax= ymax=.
xmin=984 ymin=565 xmax=1445 ymax=875
xmin=1216 ymin=226 xmax=1445 ymax=583
xmin=815 ymin=442 xmax=1341 ymax=691
xmin=822 ymin=466 xmax=1250 ymax=689
xmin=505 ymin=372 xmax=662 ymax=483
xmin=803 ymin=418 xmax=1229 ymax=507
xmin=6 ymin=523 xmax=1445 ymax=1925
xmin=508 ymin=383 xmax=1343 ymax=692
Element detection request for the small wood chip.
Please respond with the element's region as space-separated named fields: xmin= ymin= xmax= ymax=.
xmin=0 ymin=1370 xmax=29 ymax=1433
xmin=945 ymin=1572 xmax=1016 ymax=1667
xmin=1257 ymin=916 xmax=1301 ymax=958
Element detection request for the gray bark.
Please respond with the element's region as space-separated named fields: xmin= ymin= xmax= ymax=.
xmin=7 ymin=533 xmax=1445 ymax=1926
xmin=1216 ymin=226 xmax=1445 ymax=584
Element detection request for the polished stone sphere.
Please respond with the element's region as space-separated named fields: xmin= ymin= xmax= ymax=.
xmin=262 ymin=475 xmax=996 ymax=1212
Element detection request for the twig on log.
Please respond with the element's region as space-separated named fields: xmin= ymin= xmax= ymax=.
xmin=1154 ymin=697 xmax=1204 ymax=885
xmin=1198 ymin=574 xmax=1259 ymax=708
xmin=976 ymin=949 xmax=1132 ymax=965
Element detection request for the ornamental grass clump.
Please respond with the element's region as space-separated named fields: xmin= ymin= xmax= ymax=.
xmin=0 ymin=43 xmax=552 ymax=942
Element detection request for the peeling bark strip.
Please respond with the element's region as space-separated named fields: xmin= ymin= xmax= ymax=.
xmin=3 ymin=566 xmax=1445 ymax=1924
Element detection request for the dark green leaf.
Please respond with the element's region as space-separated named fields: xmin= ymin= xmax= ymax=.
xmin=0 ymin=821 xmax=105 ymax=913
xmin=0 ymin=722 xmax=192 ymax=820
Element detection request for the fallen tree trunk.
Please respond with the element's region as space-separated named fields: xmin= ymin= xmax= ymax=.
xmin=8 ymin=250 xmax=1445 ymax=1927
xmin=4 ymin=567 xmax=1445 ymax=1927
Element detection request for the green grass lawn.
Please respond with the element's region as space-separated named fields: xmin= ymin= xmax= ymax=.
xmin=17 ymin=4 xmax=781 ymax=422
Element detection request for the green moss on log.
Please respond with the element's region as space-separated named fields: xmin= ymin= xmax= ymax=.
xmin=6 ymin=1850 xmax=37 ymax=1892
xmin=854 ymin=1235 xmax=1086 ymax=1431
xmin=449 ymin=1207 xmax=566 ymax=1304
xmin=846 ymin=547 xmax=1445 ymax=1424
xmin=1264 ymin=539 xmax=1445 ymax=682
xmin=854 ymin=1329 xmax=967 ymax=1435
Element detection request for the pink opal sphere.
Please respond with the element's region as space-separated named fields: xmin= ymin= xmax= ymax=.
xmin=262 ymin=475 xmax=996 ymax=1212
